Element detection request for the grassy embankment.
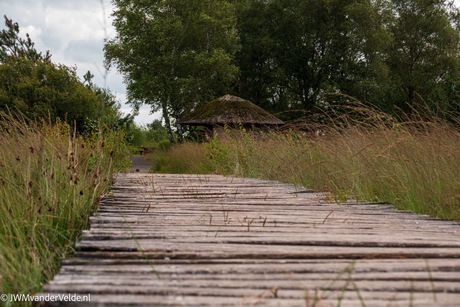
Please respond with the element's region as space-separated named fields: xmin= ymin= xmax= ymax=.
xmin=152 ymin=104 xmax=460 ymax=221
xmin=0 ymin=112 xmax=130 ymax=297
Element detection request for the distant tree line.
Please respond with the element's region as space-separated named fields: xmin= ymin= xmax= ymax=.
xmin=106 ymin=0 xmax=460 ymax=142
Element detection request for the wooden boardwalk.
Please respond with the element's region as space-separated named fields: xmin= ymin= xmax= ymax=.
xmin=41 ymin=173 xmax=460 ymax=306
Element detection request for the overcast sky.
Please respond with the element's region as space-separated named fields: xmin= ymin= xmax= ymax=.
xmin=0 ymin=0 xmax=158 ymax=125
xmin=1 ymin=0 xmax=460 ymax=125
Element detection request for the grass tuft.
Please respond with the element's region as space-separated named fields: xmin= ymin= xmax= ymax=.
xmin=0 ymin=111 xmax=130 ymax=296
xmin=148 ymin=142 xmax=214 ymax=174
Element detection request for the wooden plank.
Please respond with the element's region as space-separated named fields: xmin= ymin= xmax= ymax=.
xmin=39 ymin=173 xmax=460 ymax=306
xmin=32 ymin=293 xmax=460 ymax=307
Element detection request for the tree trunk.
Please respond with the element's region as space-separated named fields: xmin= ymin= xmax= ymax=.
xmin=176 ymin=123 xmax=184 ymax=143
xmin=162 ymin=101 xmax=175 ymax=144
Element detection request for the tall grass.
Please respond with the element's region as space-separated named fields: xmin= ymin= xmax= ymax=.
xmin=149 ymin=142 xmax=214 ymax=174
xmin=0 ymin=112 xmax=130 ymax=296
xmin=205 ymin=104 xmax=460 ymax=220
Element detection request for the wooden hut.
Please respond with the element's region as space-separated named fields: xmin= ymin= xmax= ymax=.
xmin=179 ymin=95 xmax=284 ymax=136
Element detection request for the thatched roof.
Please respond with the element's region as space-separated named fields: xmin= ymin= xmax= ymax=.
xmin=179 ymin=95 xmax=284 ymax=127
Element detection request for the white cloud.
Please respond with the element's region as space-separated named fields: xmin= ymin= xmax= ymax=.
xmin=0 ymin=0 xmax=158 ymax=126
xmin=136 ymin=105 xmax=162 ymax=126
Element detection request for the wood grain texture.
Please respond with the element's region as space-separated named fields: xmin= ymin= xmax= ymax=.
xmin=39 ymin=173 xmax=460 ymax=306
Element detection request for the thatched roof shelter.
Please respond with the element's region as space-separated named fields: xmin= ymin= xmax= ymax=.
xmin=179 ymin=95 xmax=284 ymax=129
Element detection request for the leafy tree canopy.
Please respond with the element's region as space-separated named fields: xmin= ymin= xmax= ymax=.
xmin=386 ymin=0 xmax=460 ymax=115
xmin=106 ymin=0 xmax=460 ymax=128
xmin=105 ymin=0 xmax=240 ymax=143
xmin=0 ymin=16 xmax=130 ymax=133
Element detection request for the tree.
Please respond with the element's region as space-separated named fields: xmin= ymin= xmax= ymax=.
xmin=0 ymin=15 xmax=50 ymax=63
xmin=234 ymin=0 xmax=391 ymax=118
xmin=0 ymin=58 xmax=100 ymax=131
xmin=145 ymin=120 xmax=169 ymax=143
xmin=234 ymin=0 xmax=282 ymax=114
xmin=0 ymin=16 xmax=128 ymax=133
xmin=105 ymin=0 xmax=239 ymax=143
xmin=88 ymin=84 xmax=135 ymax=131
xmin=387 ymin=0 xmax=460 ymax=115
